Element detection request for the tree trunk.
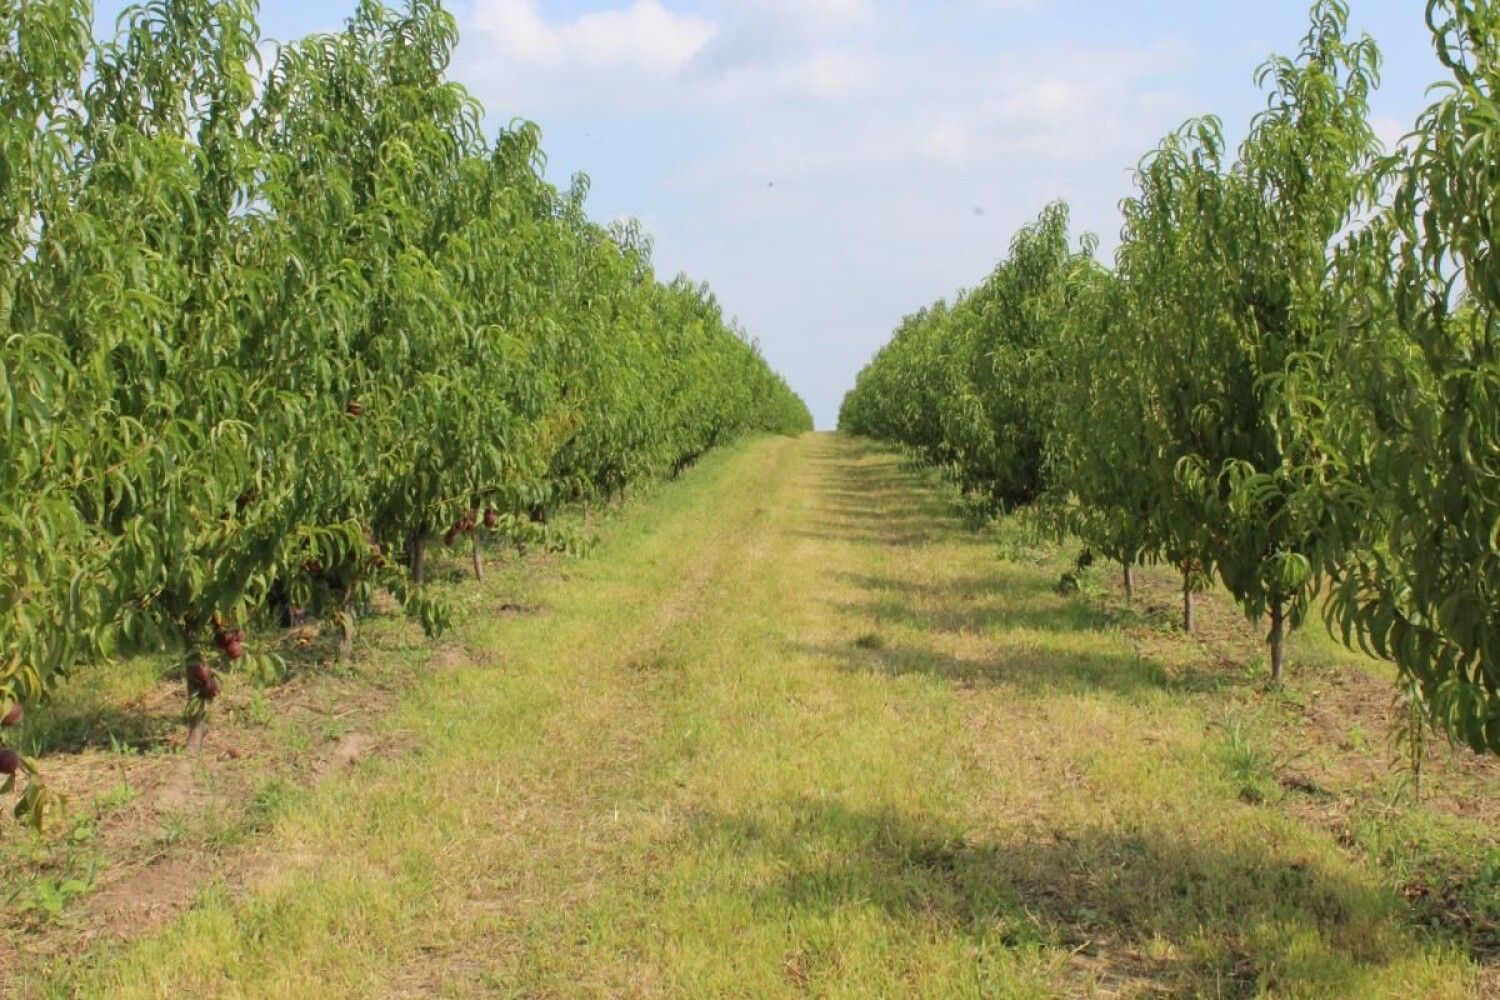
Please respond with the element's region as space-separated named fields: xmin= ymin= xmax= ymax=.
xmin=471 ymin=531 xmax=484 ymax=582
xmin=1123 ymin=560 xmax=1135 ymax=602
xmin=1182 ymin=571 xmax=1194 ymax=635
xmin=1268 ymin=599 xmax=1286 ymax=686
xmin=410 ymin=530 xmax=427 ymax=586
xmin=185 ymin=713 xmax=208 ymax=753
xmin=337 ymin=586 xmax=356 ymax=662
xmin=184 ymin=670 xmax=208 ymax=753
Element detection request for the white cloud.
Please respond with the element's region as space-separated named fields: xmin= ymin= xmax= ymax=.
xmin=457 ymin=1 xmax=881 ymax=111
xmin=800 ymin=49 xmax=869 ymax=96
xmin=470 ymin=0 xmax=715 ymax=73
xmin=924 ymin=119 xmax=971 ymax=164
xmin=446 ymin=3 xmax=1198 ymax=426
xmin=700 ymin=47 xmax=872 ymax=103
xmin=670 ymin=41 xmax=1191 ymax=189
xmin=752 ymin=0 xmax=873 ymax=31
xmin=1371 ymin=113 xmax=1414 ymax=155
xmin=999 ymin=77 xmax=1086 ymax=123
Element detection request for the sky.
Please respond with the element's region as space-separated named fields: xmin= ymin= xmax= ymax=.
xmin=95 ymin=1 xmax=1446 ymax=428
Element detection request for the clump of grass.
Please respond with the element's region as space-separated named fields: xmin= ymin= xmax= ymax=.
xmin=1213 ymin=713 xmax=1276 ymax=804
xmin=853 ymin=632 xmax=885 ymax=651
xmin=1351 ymin=811 xmax=1500 ymax=956
xmin=989 ymin=506 xmax=1053 ymax=564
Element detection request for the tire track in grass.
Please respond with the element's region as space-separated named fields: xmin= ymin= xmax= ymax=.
xmin=507 ymin=435 xmax=1060 ymax=997
xmin=403 ymin=435 xmax=803 ymax=997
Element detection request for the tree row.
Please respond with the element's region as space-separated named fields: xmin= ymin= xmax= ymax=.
xmin=0 ymin=0 xmax=811 ymax=822
xmin=840 ymin=0 xmax=1499 ymax=755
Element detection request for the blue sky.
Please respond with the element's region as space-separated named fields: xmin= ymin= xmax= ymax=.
xmin=96 ymin=1 xmax=1441 ymax=427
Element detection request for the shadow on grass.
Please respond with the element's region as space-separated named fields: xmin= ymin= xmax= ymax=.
xmin=793 ymin=635 xmax=1232 ymax=699
xmin=23 ymin=700 xmax=181 ymax=756
xmin=791 ymin=488 xmax=975 ymax=548
xmin=788 ymin=441 xmax=1486 ymax=989
xmin=686 ymin=796 xmax=1431 ymax=997
xmin=21 ymin=620 xmax=382 ymax=758
xmin=831 ymin=568 xmax=1114 ymax=636
xmin=798 ymin=442 xmax=1238 ymax=699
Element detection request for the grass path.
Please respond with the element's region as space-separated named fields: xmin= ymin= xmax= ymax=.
xmin=35 ymin=433 xmax=1487 ymax=997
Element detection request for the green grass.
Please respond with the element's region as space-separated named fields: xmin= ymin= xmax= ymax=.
xmin=6 ymin=433 xmax=1495 ymax=997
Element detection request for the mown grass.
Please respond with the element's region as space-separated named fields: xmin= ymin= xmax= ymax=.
xmin=6 ymin=433 xmax=1495 ymax=997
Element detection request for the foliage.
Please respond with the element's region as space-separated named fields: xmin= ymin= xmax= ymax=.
xmin=839 ymin=202 xmax=1077 ymax=509
xmin=1299 ymin=0 xmax=1500 ymax=752
xmin=1041 ymin=261 xmax=1156 ymax=587
xmin=0 ymin=0 xmax=810 ymax=825
xmin=840 ymin=0 xmax=1500 ymax=751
